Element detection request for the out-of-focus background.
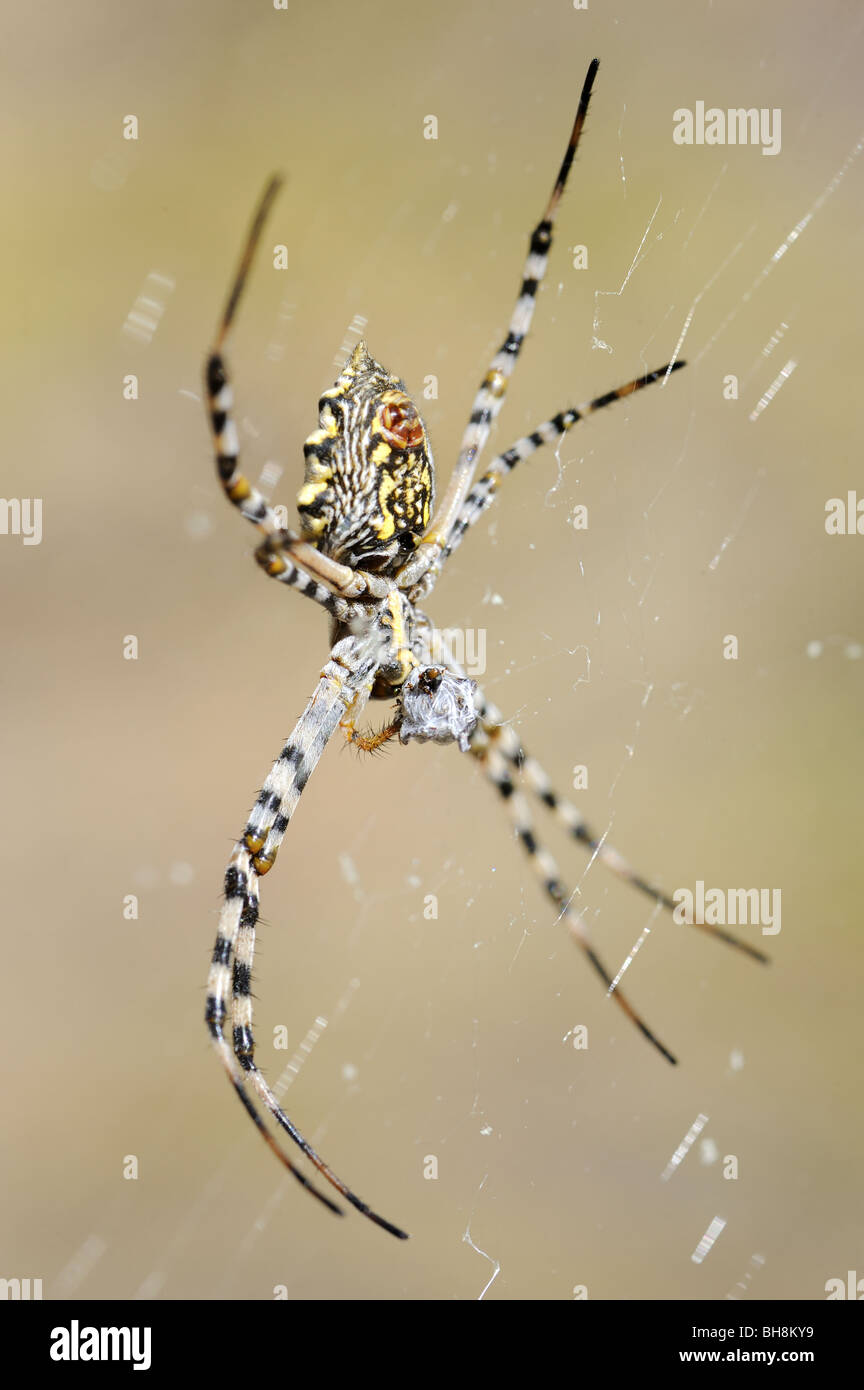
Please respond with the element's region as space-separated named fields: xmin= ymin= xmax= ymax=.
xmin=2 ymin=0 xmax=862 ymax=1301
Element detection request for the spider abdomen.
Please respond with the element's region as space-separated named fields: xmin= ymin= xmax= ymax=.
xmin=297 ymin=340 xmax=434 ymax=576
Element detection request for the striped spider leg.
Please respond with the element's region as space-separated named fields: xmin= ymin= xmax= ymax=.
xmin=424 ymin=627 xmax=768 ymax=1069
xmin=400 ymin=55 xmax=602 ymax=600
xmin=421 ymin=362 xmax=687 ymax=584
xmin=203 ymin=184 xmax=427 ymax=1235
xmin=205 ymin=629 xmax=416 ymax=1237
xmin=471 ymin=695 xmax=770 ymax=966
xmin=204 ymin=148 xmax=477 ymax=1236
xmin=203 ymin=56 xmax=765 ymax=1241
xmin=469 ymin=709 xmax=769 ymax=1064
xmin=387 ymin=59 xmax=767 ymax=1060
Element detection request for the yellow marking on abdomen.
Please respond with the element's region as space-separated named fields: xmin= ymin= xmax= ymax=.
xmin=297 ymin=479 xmax=330 ymax=507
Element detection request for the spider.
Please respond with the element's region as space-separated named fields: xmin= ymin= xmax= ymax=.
xmin=203 ymin=59 xmax=768 ymax=1241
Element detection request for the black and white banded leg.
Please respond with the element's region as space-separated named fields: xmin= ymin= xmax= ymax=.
xmin=205 ymin=635 xmax=410 ymax=1238
xmin=204 ymin=178 xmax=392 ymax=609
xmin=399 ymin=58 xmax=601 ymax=594
xmin=434 ymin=361 xmax=686 ymax=576
xmin=468 ymin=717 xmax=679 ymax=1064
xmin=473 ymin=693 xmax=770 ymax=966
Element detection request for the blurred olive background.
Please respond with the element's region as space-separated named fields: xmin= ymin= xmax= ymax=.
xmin=1 ymin=0 xmax=862 ymax=1301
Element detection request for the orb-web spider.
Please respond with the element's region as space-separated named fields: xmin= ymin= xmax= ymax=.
xmin=203 ymin=59 xmax=767 ymax=1240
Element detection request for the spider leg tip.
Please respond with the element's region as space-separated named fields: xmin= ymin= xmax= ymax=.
xmin=373 ymin=1215 xmax=411 ymax=1240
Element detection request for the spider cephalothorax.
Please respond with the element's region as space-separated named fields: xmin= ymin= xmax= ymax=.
xmin=297 ymin=340 xmax=434 ymax=576
xmin=204 ymin=58 xmax=766 ymax=1243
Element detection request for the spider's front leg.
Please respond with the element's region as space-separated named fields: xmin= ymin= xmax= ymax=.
xmin=465 ymin=701 xmax=680 ymax=1065
xmin=464 ymin=691 xmax=770 ymax=1065
xmin=424 ymin=629 xmax=765 ymax=1064
xmin=205 ymin=631 xmax=410 ymax=1239
xmin=472 ymin=688 xmax=769 ymax=965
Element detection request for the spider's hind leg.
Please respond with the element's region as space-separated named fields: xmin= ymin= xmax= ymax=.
xmin=398 ymin=57 xmax=602 ymax=596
